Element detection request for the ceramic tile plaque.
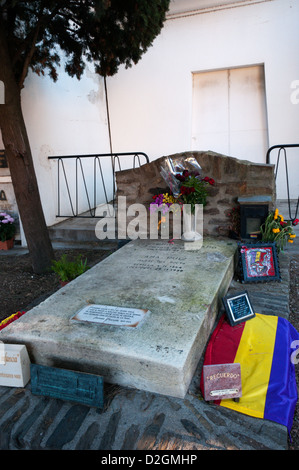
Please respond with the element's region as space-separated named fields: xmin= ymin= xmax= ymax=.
xmin=203 ymin=363 xmax=242 ymax=401
xmin=71 ymin=304 xmax=149 ymax=328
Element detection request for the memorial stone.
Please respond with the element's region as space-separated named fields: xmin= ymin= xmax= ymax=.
xmin=0 ymin=238 xmax=237 ymax=398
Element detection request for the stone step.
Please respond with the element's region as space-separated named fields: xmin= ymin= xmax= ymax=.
xmin=48 ymin=217 xmax=100 ymax=242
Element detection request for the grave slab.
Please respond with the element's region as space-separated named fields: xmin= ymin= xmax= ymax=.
xmin=0 ymin=238 xmax=237 ymax=398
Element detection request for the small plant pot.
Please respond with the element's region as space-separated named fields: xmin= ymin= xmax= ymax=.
xmin=0 ymin=238 xmax=14 ymax=250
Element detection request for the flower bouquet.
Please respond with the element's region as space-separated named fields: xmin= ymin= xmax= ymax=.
xmin=150 ymin=155 xmax=215 ymax=241
xmin=0 ymin=212 xmax=16 ymax=249
xmin=260 ymin=208 xmax=297 ymax=252
xmin=159 ymin=155 xmax=214 ymax=213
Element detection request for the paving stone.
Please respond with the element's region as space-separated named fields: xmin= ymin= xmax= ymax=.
xmin=120 ymin=424 xmax=140 ymax=450
xmin=0 ymin=397 xmax=30 ymax=449
xmin=75 ymin=422 xmax=100 ymax=450
xmin=30 ymin=399 xmax=65 ymax=449
xmin=98 ymin=409 xmax=122 ymax=450
xmin=180 ymin=419 xmax=203 ymax=442
xmin=136 ymin=413 xmax=165 ymax=450
xmin=12 ymin=397 xmax=48 ymax=449
xmin=45 ymin=404 xmax=90 ymax=449
xmin=230 ymin=431 xmax=272 ymax=450
xmin=0 ymin=389 xmax=26 ymax=421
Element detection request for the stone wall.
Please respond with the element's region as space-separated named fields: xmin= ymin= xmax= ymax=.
xmin=115 ymin=151 xmax=276 ymax=237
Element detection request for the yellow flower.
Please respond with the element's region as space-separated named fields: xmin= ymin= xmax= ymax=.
xmin=274 ymin=208 xmax=279 ymax=220
xmin=290 ymin=234 xmax=296 ymax=238
xmin=288 ymin=239 xmax=294 ymax=243
xmin=272 ymin=228 xmax=280 ymax=233
xmin=279 ymin=215 xmax=284 ymax=222
xmin=163 ymin=194 xmax=176 ymax=204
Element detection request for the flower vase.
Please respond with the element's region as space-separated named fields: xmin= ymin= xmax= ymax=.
xmin=0 ymin=238 xmax=14 ymax=250
xmin=181 ymin=205 xmax=202 ymax=242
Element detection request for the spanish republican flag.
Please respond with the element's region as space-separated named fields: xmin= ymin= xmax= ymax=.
xmin=201 ymin=313 xmax=299 ymax=433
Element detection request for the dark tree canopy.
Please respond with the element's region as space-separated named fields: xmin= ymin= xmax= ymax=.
xmin=1 ymin=0 xmax=170 ymax=87
xmin=0 ymin=0 xmax=169 ymax=273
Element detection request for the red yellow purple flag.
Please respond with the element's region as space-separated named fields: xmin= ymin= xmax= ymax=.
xmin=200 ymin=313 xmax=299 ymax=434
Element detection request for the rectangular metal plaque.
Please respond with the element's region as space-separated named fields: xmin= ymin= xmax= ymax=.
xmin=30 ymin=364 xmax=104 ymax=408
xmin=71 ymin=304 xmax=149 ymax=328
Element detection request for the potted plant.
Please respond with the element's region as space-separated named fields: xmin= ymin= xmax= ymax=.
xmin=260 ymin=208 xmax=297 ymax=252
xmin=51 ymin=254 xmax=90 ymax=286
xmin=0 ymin=212 xmax=16 ymax=250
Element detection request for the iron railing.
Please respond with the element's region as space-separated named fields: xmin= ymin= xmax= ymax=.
xmin=266 ymin=144 xmax=299 ymax=223
xmin=48 ymin=152 xmax=149 ymax=218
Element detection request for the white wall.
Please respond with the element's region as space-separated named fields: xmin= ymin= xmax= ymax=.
xmin=107 ymin=0 xmax=299 ymax=198
xmin=0 ymin=62 xmax=112 ymax=237
xmin=21 ymin=64 xmax=113 ymax=226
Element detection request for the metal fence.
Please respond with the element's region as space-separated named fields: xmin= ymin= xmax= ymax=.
xmin=48 ymin=152 xmax=149 ymax=218
xmin=266 ymin=144 xmax=299 ymax=222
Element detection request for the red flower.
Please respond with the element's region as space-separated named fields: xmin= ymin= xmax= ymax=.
xmin=293 ymin=219 xmax=299 ymax=226
xmin=181 ymin=186 xmax=195 ymax=195
xmin=175 ymin=174 xmax=186 ymax=182
xmin=203 ymin=176 xmax=215 ymax=185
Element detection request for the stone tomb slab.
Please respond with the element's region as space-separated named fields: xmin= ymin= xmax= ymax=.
xmin=0 ymin=238 xmax=237 ymax=398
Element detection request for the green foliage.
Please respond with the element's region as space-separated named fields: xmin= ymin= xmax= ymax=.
xmin=180 ymin=175 xmax=209 ymax=210
xmin=0 ymin=212 xmax=16 ymax=242
xmin=0 ymin=0 xmax=170 ymax=86
xmin=51 ymin=254 xmax=90 ymax=282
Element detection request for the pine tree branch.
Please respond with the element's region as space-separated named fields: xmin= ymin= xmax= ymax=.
xmin=18 ymin=22 xmax=41 ymax=89
xmin=16 ymin=4 xmax=64 ymax=89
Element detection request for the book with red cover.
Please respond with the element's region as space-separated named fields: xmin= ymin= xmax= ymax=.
xmin=203 ymin=363 xmax=242 ymax=401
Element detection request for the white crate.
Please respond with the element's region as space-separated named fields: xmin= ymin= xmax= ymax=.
xmin=0 ymin=343 xmax=30 ymax=387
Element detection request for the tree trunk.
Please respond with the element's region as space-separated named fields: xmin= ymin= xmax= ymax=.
xmin=0 ymin=29 xmax=54 ymax=274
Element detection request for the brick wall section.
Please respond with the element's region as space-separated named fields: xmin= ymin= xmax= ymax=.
xmin=115 ymin=151 xmax=275 ymax=237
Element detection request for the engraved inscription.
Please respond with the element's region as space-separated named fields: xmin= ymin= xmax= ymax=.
xmin=127 ymin=243 xmax=187 ymax=273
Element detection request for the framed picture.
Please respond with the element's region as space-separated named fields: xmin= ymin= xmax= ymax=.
xmin=239 ymin=242 xmax=281 ymax=283
xmin=222 ymin=290 xmax=255 ymax=326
